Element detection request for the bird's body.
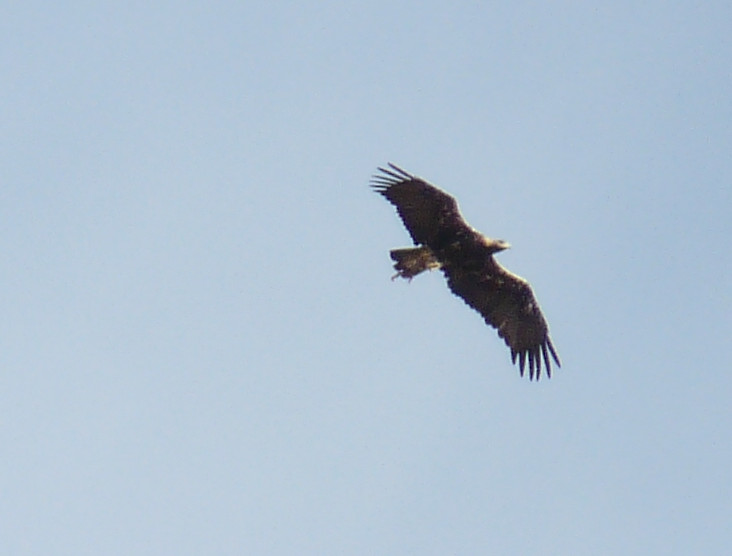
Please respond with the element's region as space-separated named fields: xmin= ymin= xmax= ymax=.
xmin=372 ymin=163 xmax=560 ymax=380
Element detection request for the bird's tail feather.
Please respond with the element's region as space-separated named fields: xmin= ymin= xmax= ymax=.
xmin=389 ymin=246 xmax=441 ymax=281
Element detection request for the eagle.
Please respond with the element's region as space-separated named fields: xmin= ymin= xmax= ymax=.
xmin=372 ymin=163 xmax=561 ymax=380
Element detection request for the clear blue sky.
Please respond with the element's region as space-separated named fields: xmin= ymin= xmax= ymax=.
xmin=3 ymin=2 xmax=731 ymax=554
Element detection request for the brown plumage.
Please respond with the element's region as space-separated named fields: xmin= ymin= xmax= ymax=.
xmin=372 ymin=163 xmax=561 ymax=380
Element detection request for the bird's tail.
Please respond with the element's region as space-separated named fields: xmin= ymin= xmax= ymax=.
xmin=389 ymin=246 xmax=441 ymax=281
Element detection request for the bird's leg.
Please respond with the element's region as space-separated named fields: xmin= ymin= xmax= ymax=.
xmin=391 ymin=270 xmax=414 ymax=282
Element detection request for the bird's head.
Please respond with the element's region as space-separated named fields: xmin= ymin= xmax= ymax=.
xmin=482 ymin=236 xmax=511 ymax=254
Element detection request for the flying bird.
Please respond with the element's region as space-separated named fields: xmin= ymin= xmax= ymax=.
xmin=372 ymin=163 xmax=561 ymax=380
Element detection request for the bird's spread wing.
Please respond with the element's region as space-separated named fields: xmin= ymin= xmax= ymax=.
xmin=371 ymin=164 xmax=464 ymax=247
xmin=443 ymin=260 xmax=561 ymax=380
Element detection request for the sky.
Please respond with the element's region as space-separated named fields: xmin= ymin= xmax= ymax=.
xmin=2 ymin=2 xmax=731 ymax=554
